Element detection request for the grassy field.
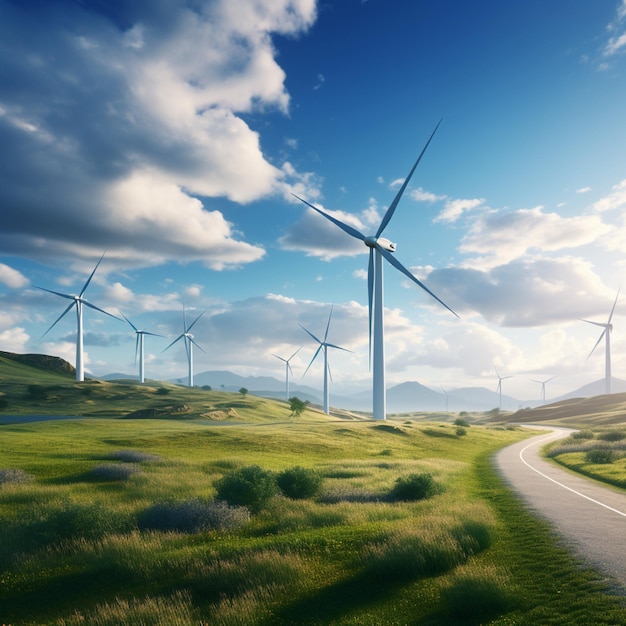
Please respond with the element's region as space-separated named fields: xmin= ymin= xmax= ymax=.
xmin=2 ymin=354 xmax=626 ymax=624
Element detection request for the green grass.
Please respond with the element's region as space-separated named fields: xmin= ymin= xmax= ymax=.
xmin=1 ymin=417 xmax=626 ymax=625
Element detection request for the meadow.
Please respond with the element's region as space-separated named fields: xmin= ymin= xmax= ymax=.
xmin=2 ymin=353 xmax=626 ymax=624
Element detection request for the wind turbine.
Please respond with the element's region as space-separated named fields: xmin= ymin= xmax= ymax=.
xmin=581 ymin=289 xmax=620 ymax=395
xmin=37 ymin=253 xmax=121 ymax=382
xmin=273 ymin=347 xmax=301 ymax=400
xmin=123 ymin=315 xmax=164 ymax=383
xmin=163 ymin=307 xmax=206 ymax=387
xmin=300 ymin=306 xmax=351 ymax=415
xmin=495 ymin=369 xmax=513 ymax=409
xmin=293 ymin=121 xmax=457 ymax=420
xmin=530 ymin=376 xmax=555 ymax=405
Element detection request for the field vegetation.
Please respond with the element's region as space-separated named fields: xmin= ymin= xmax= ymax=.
xmin=1 ymin=354 xmax=626 ymax=624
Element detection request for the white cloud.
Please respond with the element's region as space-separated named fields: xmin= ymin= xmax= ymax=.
xmin=0 ymin=0 xmax=316 ymax=268
xmin=459 ymin=206 xmax=612 ymax=268
xmin=590 ymin=179 xmax=626 ymax=213
xmin=0 ymin=326 xmax=29 ymax=353
xmin=409 ymin=187 xmax=446 ymax=203
xmin=604 ymin=0 xmax=626 ymax=56
xmin=576 ymin=186 xmax=592 ymax=194
xmin=434 ymin=197 xmax=485 ymax=223
xmin=0 ymin=263 xmax=28 ymax=288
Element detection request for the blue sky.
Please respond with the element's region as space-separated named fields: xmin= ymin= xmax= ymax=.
xmin=1 ymin=0 xmax=626 ymax=402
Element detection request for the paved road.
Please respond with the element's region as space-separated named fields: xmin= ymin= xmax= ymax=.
xmin=494 ymin=425 xmax=626 ymax=589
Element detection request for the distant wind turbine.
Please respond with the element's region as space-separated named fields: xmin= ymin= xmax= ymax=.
xmin=37 ymin=253 xmax=121 ymax=382
xmin=530 ymin=376 xmax=555 ymax=405
xmin=581 ymin=288 xmax=620 ymax=395
xmin=293 ymin=121 xmax=457 ymax=420
xmin=123 ymin=315 xmax=164 ymax=383
xmin=273 ymin=347 xmax=301 ymax=400
xmin=495 ymin=369 xmax=513 ymax=409
xmin=163 ymin=307 xmax=206 ymax=387
xmin=300 ymin=306 xmax=351 ymax=415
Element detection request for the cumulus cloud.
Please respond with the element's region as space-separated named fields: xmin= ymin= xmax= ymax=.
xmin=459 ymin=206 xmax=612 ymax=268
xmin=421 ymin=256 xmax=615 ymax=327
xmin=434 ymin=197 xmax=485 ymax=223
xmin=590 ymin=179 xmax=626 ymax=213
xmin=0 ymin=0 xmax=316 ymax=268
xmin=0 ymin=263 xmax=28 ymax=288
xmin=0 ymin=326 xmax=29 ymax=353
xmin=604 ymin=0 xmax=626 ymax=56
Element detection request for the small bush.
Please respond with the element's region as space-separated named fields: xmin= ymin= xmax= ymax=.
xmin=585 ymin=449 xmax=616 ymax=464
xmin=454 ymin=417 xmax=470 ymax=427
xmin=571 ymin=429 xmax=594 ymax=440
xmin=215 ymin=465 xmax=277 ymax=513
xmin=277 ymin=466 xmax=323 ymax=499
xmin=138 ymin=499 xmax=250 ymax=533
xmin=108 ymin=449 xmax=161 ymax=463
xmin=155 ymin=387 xmax=170 ymax=395
xmin=0 ymin=468 xmax=34 ymax=485
xmin=390 ymin=473 xmax=443 ymax=501
xmin=456 ymin=426 xmax=467 ymax=436
xmin=597 ymin=430 xmax=626 ymax=442
xmin=90 ymin=463 xmax=141 ymax=481
xmin=26 ymin=384 xmax=48 ymax=400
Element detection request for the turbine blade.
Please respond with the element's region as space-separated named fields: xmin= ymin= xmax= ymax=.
xmin=292 ymin=194 xmax=367 ymax=242
xmin=142 ymin=331 xmax=164 ymax=338
xmin=134 ymin=335 xmax=139 ymax=365
xmin=273 ymin=354 xmax=288 ymax=364
xmin=299 ymin=323 xmax=322 ymax=345
xmin=80 ymin=252 xmax=106 ymax=297
xmin=42 ymin=301 xmax=76 ymax=337
xmin=190 ymin=337 xmax=206 ymax=353
xmin=376 ymin=119 xmax=442 ymax=237
xmin=586 ymin=329 xmax=607 ymax=361
xmin=325 ymin=342 xmax=353 ymax=353
xmin=81 ymin=299 xmax=123 ymax=321
xmin=122 ymin=313 xmax=138 ymax=331
xmin=288 ymin=346 xmax=302 ymax=361
xmin=302 ymin=344 xmax=322 ymax=379
xmin=327 ymin=360 xmax=333 ymax=383
xmin=378 ymin=246 xmax=458 ymax=318
xmin=324 ymin=305 xmax=334 ymax=343
xmin=367 ymin=248 xmax=374 ymax=369
xmin=162 ymin=334 xmax=185 ymax=352
xmin=580 ymin=319 xmax=608 ymax=328
xmin=35 ymin=286 xmax=75 ymax=301
xmin=607 ymin=287 xmax=620 ymax=324
xmin=187 ymin=310 xmax=206 ymax=333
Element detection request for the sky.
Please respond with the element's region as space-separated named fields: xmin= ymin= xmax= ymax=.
xmin=2 ymin=0 xmax=626 ymax=404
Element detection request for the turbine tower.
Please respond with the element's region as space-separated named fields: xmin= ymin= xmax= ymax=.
xmin=293 ymin=121 xmax=457 ymax=420
xmin=300 ymin=306 xmax=351 ymax=415
xmin=37 ymin=253 xmax=121 ymax=382
xmin=530 ymin=376 xmax=555 ymax=405
xmin=273 ymin=347 xmax=301 ymax=400
xmin=123 ymin=315 xmax=164 ymax=383
xmin=581 ymin=289 xmax=620 ymax=395
xmin=163 ymin=307 xmax=206 ymax=387
xmin=495 ymin=369 xmax=513 ymax=409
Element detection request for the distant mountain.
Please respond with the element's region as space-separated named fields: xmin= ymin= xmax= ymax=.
xmin=552 ymin=377 xmax=626 ymax=401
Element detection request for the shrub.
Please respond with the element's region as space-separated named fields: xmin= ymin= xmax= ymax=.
xmin=456 ymin=426 xmax=467 ymax=436
xmin=138 ymin=499 xmax=250 ymax=533
xmin=571 ymin=429 xmax=594 ymax=440
xmin=89 ymin=463 xmax=141 ymax=481
xmin=215 ymin=465 xmax=277 ymax=513
xmin=454 ymin=417 xmax=469 ymax=427
xmin=597 ymin=430 xmax=626 ymax=442
xmin=155 ymin=387 xmax=170 ymax=395
xmin=277 ymin=466 xmax=323 ymax=499
xmin=108 ymin=449 xmax=161 ymax=463
xmin=585 ymin=449 xmax=616 ymax=464
xmin=0 ymin=467 xmax=34 ymax=485
xmin=390 ymin=473 xmax=443 ymax=501
xmin=26 ymin=384 xmax=48 ymax=400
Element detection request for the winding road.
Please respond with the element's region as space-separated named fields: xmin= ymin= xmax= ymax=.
xmin=494 ymin=426 xmax=626 ymax=589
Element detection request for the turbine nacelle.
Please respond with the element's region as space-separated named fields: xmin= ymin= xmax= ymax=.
xmin=364 ymin=236 xmax=396 ymax=252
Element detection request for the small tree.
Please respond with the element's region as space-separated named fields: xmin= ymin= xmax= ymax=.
xmin=239 ymin=387 xmax=248 ymax=398
xmin=289 ymin=396 xmax=306 ymax=416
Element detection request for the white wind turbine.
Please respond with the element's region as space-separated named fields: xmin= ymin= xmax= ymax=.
xmin=530 ymin=376 xmax=555 ymax=405
xmin=300 ymin=306 xmax=351 ymax=415
xmin=37 ymin=253 xmax=121 ymax=382
xmin=123 ymin=315 xmax=164 ymax=384
xmin=581 ymin=289 xmax=620 ymax=395
xmin=293 ymin=122 xmax=457 ymax=420
xmin=273 ymin=347 xmax=301 ymax=400
xmin=163 ymin=307 xmax=206 ymax=387
xmin=495 ymin=369 xmax=513 ymax=409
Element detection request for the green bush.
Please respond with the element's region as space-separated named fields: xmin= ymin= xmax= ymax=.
xmin=585 ymin=448 xmax=616 ymax=464
xmin=390 ymin=473 xmax=443 ymax=501
xmin=108 ymin=449 xmax=161 ymax=463
xmin=277 ymin=466 xmax=323 ymax=499
xmin=454 ymin=417 xmax=469 ymax=427
xmin=597 ymin=430 xmax=626 ymax=442
xmin=138 ymin=499 xmax=250 ymax=533
xmin=155 ymin=387 xmax=170 ymax=395
xmin=26 ymin=384 xmax=48 ymax=400
xmin=456 ymin=426 xmax=467 ymax=436
xmin=571 ymin=429 xmax=594 ymax=440
xmin=215 ymin=465 xmax=277 ymax=513
xmin=89 ymin=463 xmax=141 ymax=481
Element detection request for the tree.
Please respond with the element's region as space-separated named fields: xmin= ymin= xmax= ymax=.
xmin=239 ymin=387 xmax=248 ymax=397
xmin=289 ymin=396 xmax=306 ymax=416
